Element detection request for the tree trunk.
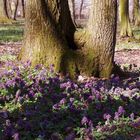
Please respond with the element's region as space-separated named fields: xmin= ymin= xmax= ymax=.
xmin=120 ymin=0 xmax=133 ymax=37
xmin=3 ymin=0 xmax=9 ymax=18
xmin=19 ymin=0 xmax=76 ymax=72
xmin=6 ymin=0 xmax=12 ymax=18
xmin=0 ymin=0 xmax=11 ymax=23
xmin=71 ymin=0 xmax=77 ymax=26
xmin=13 ymin=0 xmax=19 ymax=20
xmin=19 ymin=0 xmax=117 ymax=78
xmin=133 ymin=0 xmax=140 ymax=26
xmin=77 ymin=0 xmax=117 ymax=77
xmin=79 ymin=0 xmax=84 ymax=19
xmin=21 ymin=0 xmax=25 ymax=18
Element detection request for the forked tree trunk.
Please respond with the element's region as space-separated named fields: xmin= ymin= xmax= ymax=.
xmin=19 ymin=0 xmax=117 ymax=78
xmin=133 ymin=0 xmax=140 ymax=26
xmin=120 ymin=0 xmax=133 ymax=37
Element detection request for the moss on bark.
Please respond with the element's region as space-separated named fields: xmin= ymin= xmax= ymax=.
xmin=20 ymin=0 xmax=117 ymax=79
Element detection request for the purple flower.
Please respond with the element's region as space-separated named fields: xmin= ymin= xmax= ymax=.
xmin=88 ymin=95 xmax=95 ymax=102
xmin=35 ymin=64 xmax=42 ymax=70
xmin=15 ymin=89 xmax=21 ymax=99
xmin=70 ymin=98 xmax=74 ymax=103
xmin=114 ymin=112 xmax=120 ymax=120
xmin=50 ymin=64 xmax=54 ymax=73
xmin=0 ymin=110 xmax=8 ymax=119
xmin=103 ymin=113 xmax=111 ymax=121
xmin=81 ymin=116 xmax=88 ymax=125
xmin=118 ymin=106 xmax=125 ymax=115
xmin=12 ymin=133 xmax=19 ymax=140
xmin=130 ymin=113 xmax=135 ymax=120
xmin=88 ymin=120 xmax=93 ymax=128
xmin=53 ymin=104 xmax=59 ymax=110
xmin=59 ymin=98 xmax=66 ymax=105
xmin=131 ymin=118 xmax=140 ymax=128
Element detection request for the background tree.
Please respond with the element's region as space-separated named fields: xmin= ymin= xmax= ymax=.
xmin=21 ymin=0 xmax=25 ymax=18
xmin=19 ymin=0 xmax=117 ymax=78
xmin=71 ymin=0 xmax=77 ymax=26
xmin=120 ymin=0 xmax=133 ymax=37
xmin=0 ymin=0 xmax=11 ymax=23
xmin=133 ymin=0 xmax=140 ymax=26
xmin=79 ymin=0 xmax=84 ymax=19
xmin=13 ymin=0 xmax=19 ymax=20
xmin=3 ymin=0 xmax=9 ymax=18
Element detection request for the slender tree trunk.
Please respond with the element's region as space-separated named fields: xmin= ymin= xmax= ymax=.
xmin=120 ymin=0 xmax=133 ymax=37
xmin=133 ymin=0 xmax=140 ymax=26
xmin=71 ymin=0 xmax=77 ymax=26
xmin=3 ymin=0 xmax=9 ymax=18
xmin=13 ymin=0 xmax=19 ymax=20
xmin=21 ymin=0 xmax=25 ymax=18
xmin=6 ymin=0 xmax=12 ymax=19
xmin=79 ymin=0 xmax=84 ymax=19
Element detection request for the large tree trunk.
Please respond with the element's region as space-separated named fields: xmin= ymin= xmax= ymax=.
xmin=19 ymin=0 xmax=76 ymax=72
xmin=19 ymin=0 xmax=117 ymax=78
xmin=133 ymin=0 xmax=140 ymax=26
xmin=76 ymin=0 xmax=117 ymax=77
xmin=120 ymin=0 xmax=133 ymax=37
xmin=0 ymin=0 xmax=11 ymax=23
xmin=92 ymin=0 xmax=117 ymax=77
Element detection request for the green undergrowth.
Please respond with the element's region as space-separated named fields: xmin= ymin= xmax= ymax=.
xmin=0 ymin=23 xmax=24 ymax=43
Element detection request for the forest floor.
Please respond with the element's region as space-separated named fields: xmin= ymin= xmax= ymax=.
xmin=0 ymin=23 xmax=140 ymax=140
xmin=0 ymin=23 xmax=140 ymax=76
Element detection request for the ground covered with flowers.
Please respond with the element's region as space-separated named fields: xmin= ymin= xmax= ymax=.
xmin=0 ymin=62 xmax=140 ymax=140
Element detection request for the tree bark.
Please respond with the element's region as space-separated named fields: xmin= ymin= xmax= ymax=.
xmin=71 ymin=0 xmax=77 ymax=26
xmin=3 ymin=0 xmax=9 ymax=18
xmin=79 ymin=0 xmax=84 ymax=19
xmin=13 ymin=0 xmax=19 ymax=20
xmin=19 ymin=0 xmax=76 ymax=72
xmin=78 ymin=0 xmax=117 ymax=77
xmin=6 ymin=0 xmax=12 ymax=18
xmin=120 ymin=0 xmax=133 ymax=37
xmin=133 ymin=0 xmax=140 ymax=26
xmin=19 ymin=0 xmax=117 ymax=78
xmin=0 ymin=0 xmax=11 ymax=23
xmin=21 ymin=0 xmax=25 ymax=18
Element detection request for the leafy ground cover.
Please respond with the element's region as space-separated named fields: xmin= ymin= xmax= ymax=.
xmin=0 ymin=23 xmax=23 ymax=43
xmin=0 ymin=24 xmax=140 ymax=140
xmin=0 ymin=62 xmax=140 ymax=140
